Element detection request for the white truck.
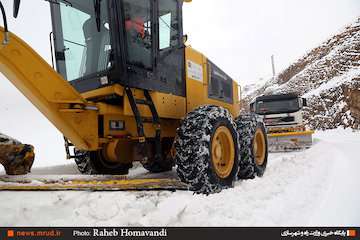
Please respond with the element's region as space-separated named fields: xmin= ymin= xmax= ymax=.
xmin=250 ymin=93 xmax=314 ymax=152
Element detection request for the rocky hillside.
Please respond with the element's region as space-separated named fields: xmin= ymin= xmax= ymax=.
xmin=244 ymin=17 xmax=360 ymax=130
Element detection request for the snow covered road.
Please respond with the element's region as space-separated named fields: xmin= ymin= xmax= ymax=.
xmin=0 ymin=129 xmax=359 ymax=226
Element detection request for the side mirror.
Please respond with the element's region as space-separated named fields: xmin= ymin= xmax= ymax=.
xmin=13 ymin=0 xmax=20 ymax=18
xmin=302 ymin=98 xmax=307 ymax=107
xmin=183 ymin=34 xmax=188 ymax=44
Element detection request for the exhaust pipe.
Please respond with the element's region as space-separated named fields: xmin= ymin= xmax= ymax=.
xmin=13 ymin=0 xmax=20 ymax=18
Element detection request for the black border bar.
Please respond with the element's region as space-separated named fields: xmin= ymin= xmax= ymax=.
xmin=0 ymin=227 xmax=358 ymax=240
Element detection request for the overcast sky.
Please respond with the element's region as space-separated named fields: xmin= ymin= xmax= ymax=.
xmin=183 ymin=0 xmax=360 ymax=84
xmin=0 ymin=0 xmax=359 ymax=167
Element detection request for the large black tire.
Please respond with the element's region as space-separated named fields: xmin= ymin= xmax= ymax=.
xmin=236 ymin=114 xmax=268 ymax=179
xmin=175 ymin=105 xmax=240 ymax=194
xmin=74 ymin=150 xmax=132 ymax=175
xmin=141 ymin=139 xmax=174 ymax=173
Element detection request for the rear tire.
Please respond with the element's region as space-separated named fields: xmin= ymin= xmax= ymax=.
xmin=74 ymin=150 xmax=132 ymax=175
xmin=175 ymin=105 xmax=240 ymax=194
xmin=236 ymin=114 xmax=268 ymax=179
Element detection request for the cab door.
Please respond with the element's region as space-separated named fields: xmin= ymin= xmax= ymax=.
xmin=155 ymin=0 xmax=185 ymax=97
xmin=116 ymin=0 xmax=185 ymax=96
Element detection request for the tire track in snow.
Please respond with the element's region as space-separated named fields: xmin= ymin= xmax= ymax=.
xmin=0 ymin=144 xmax=335 ymax=226
xmin=162 ymin=140 xmax=334 ymax=226
xmin=308 ymin=131 xmax=360 ymax=226
xmin=0 ymin=130 xmax=359 ymax=226
xmin=121 ymin=139 xmax=335 ymax=226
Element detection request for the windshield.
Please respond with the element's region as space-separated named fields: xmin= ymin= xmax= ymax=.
xmin=57 ymin=0 xmax=111 ymax=81
xmin=256 ymin=98 xmax=300 ymax=115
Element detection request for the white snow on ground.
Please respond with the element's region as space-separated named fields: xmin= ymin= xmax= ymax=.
xmin=0 ymin=129 xmax=359 ymax=226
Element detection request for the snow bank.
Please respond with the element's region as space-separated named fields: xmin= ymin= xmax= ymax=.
xmin=0 ymin=129 xmax=359 ymax=226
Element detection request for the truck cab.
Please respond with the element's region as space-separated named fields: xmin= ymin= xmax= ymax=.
xmin=250 ymin=93 xmax=314 ymax=152
xmin=250 ymin=93 xmax=307 ymax=133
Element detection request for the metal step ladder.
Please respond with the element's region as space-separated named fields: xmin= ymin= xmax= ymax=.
xmin=125 ymin=88 xmax=162 ymax=163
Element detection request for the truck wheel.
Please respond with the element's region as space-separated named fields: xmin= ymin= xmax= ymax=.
xmin=74 ymin=150 xmax=131 ymax=175
xmin=236 ymin=114 xmax=268 ymax=179
xmin=175 ymin=105 xmax=240 ymax=194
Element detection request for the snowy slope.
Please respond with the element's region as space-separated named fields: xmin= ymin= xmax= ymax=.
xmin=243 ymin=17 xmax=360 ymax=129
xmin=0 ymin=129 xmax=359 ymax=227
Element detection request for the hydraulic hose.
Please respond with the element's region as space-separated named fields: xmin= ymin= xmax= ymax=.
xmin=0 ymin=1 xmax=9 ymax=45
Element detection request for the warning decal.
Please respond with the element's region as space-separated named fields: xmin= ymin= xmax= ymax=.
xmin=187 ymin=60 xmax=203 ymax=82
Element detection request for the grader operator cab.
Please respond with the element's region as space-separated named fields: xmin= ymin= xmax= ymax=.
xmin=0 ymin=0 xmax=268 ymax=193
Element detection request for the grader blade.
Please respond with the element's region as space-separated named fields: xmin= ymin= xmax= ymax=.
xmin=0 ymin=175 xmax=189 ymax=191
xmin=268 ymin=130 xmax=315 ymax=152
xmin=0 ymin=133 xmax=35 ymax=175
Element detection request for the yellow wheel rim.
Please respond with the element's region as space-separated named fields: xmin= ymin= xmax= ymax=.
xmin=211 ymin=126 xmax=235 ymax=179
xmin=254 ymin=128 xmax=266 ymax=166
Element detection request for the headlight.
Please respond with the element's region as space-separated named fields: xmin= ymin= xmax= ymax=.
xmin=109 ymin=120 xmax=125 ymax=131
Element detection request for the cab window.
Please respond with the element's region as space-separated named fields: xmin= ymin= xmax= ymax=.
xmin=159 ymin=0 xmax=179 ymax=50
xmin=59 ymin=1 xmax=111 ymax=81
xmin=123 ymin=0 xmax=152 ymax=69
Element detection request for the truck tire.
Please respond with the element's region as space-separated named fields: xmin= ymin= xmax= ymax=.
xmin=236 ymin=114 xmax=268 ymax=179
xmin=74 ymin=150 xmax=131 ymax=175
xmin=175 ymin=105 xmax=240 ymax=194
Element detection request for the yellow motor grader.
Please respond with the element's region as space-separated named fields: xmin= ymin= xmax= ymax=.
xmin=0 ymin=0 xmax=268 ymax=193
